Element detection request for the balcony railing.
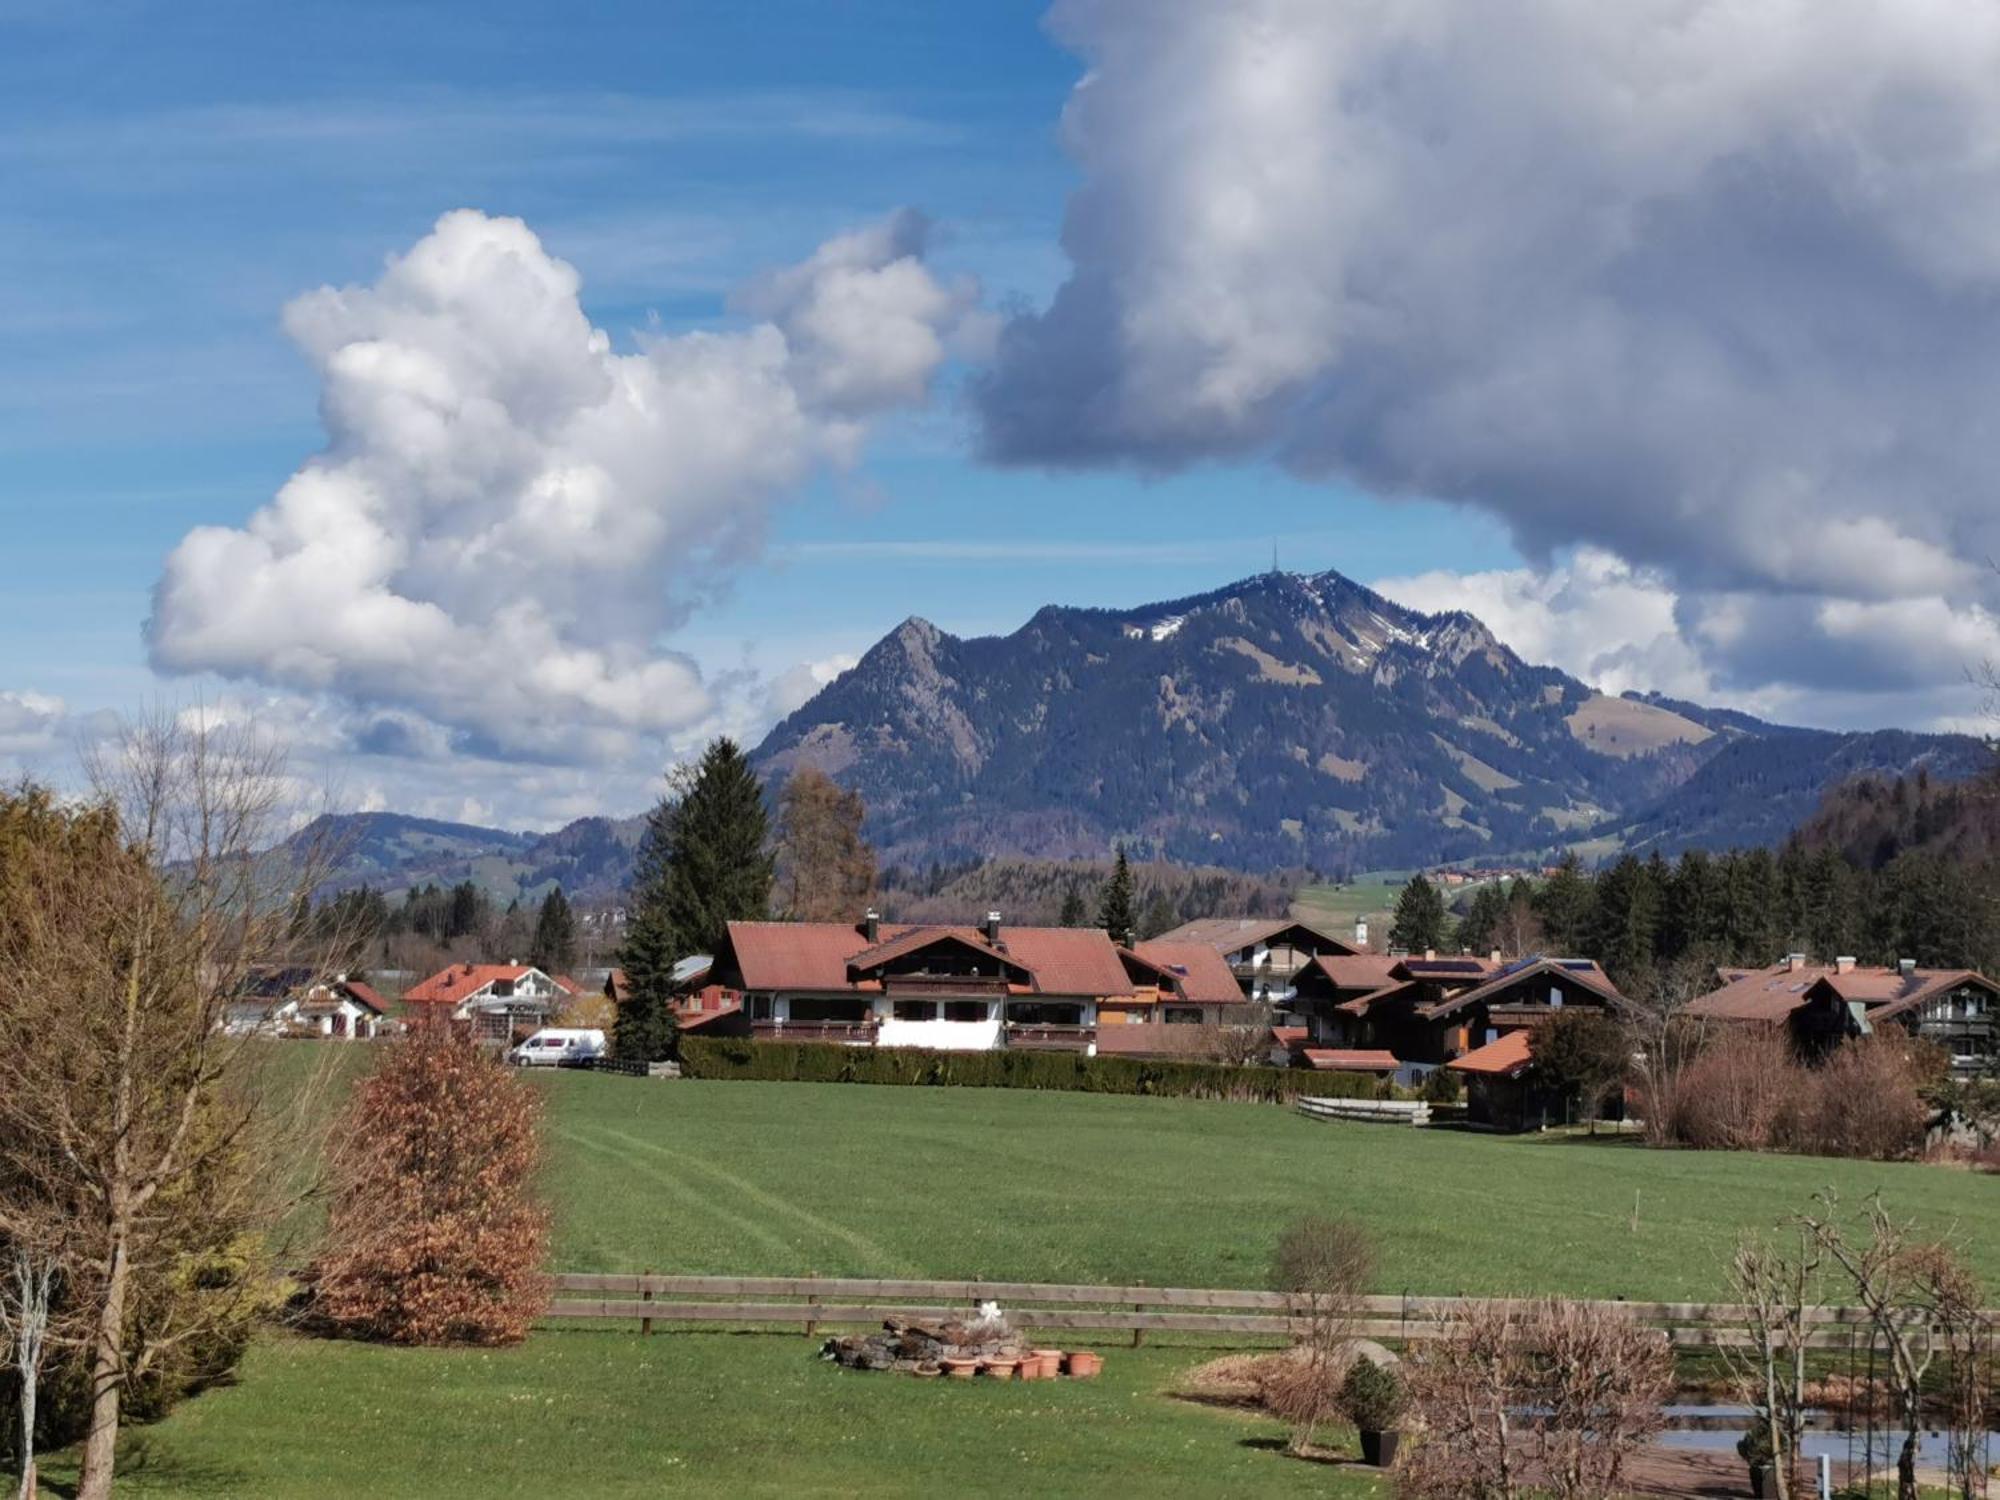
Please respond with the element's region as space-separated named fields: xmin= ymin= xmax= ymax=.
xmin=1004 ymin=1024 xmax=1097 ymax=1051
xmin=750 ymin=1020 xmax=879 ymax=1045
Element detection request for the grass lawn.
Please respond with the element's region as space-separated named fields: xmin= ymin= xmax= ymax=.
xmin=539 ymin=1075 xmax=2000 ymax=1298
xmin=38 ymin=1331 xmax=1384 ymax=1499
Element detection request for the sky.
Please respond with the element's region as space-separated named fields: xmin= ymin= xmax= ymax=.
xmin=5 ymin=0 xmax=1999 ymax=829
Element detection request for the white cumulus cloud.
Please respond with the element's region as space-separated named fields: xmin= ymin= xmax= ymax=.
xmin=982 ymin=0 xmax=2000 ymax=709
xmin=147 ymin=208 xmax=981 ymax=762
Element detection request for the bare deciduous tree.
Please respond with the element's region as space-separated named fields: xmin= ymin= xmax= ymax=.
xmin=1720 ymin=1225 xmax=1826 ymax=1500
xmin=0 ymin=711 xmax=341 ymax=1500
xmin=1399 ymin=1300 xmax=1525 ymax=1499
xmin=1799 ymin=1192 xmax=1990 ymax=1500
xmin=1 ymin=1243 xmax=61 ymax=1500
xmin=1268 ymin=1216 xmax=1374 ymax=1455
xmin=1398 ymin=1298 xmax=1670 ymax=1500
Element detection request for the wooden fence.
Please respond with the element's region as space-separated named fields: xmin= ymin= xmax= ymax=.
xmin=547 ymin=1274 xmax=1988 ymax=1349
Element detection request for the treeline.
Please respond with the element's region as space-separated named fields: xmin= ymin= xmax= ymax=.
xmin=295 ymin=879 xmax=585 ymax=976
xmin=876 ymin=854 xmax=1299 ymax=934
xmin=1441 ymin=830 xmax=1998 ymax=995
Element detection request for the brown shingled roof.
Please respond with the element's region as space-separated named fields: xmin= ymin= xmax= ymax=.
xmin=723 ymin=920 xmax=1133 ymax=998
xmin=1422 ymin=958 xmax=1623 ymax=1021
xmin=1130 ymin=939 xmax=1244 ymax=1004
xmin=1153 ymin=916 xmax=1361 ymax=957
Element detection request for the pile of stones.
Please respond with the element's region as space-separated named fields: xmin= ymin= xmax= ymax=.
xmin=821 ymin=1317 xmax=1022 ymax=1375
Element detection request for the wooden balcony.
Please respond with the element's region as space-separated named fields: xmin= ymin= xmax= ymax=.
xmin=1003 ymin=1024 xmax=1097 ymax=1052
xmin=750 ymin=1020 xmax=879 ymax=1046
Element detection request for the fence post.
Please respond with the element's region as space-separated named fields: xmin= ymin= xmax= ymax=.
xmin=640 ymin=1267 xmax=654 ymax=1337
xmin=1132 ymin=1280 xmax=1145 ymax=1348
xmin=806 ymin=1271 xmax=820 ymax=1340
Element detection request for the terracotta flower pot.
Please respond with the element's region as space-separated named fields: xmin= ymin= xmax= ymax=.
xmin=1033 ymin=1350 xmax=1063 ymax=1379
xmin=1017 ymin=1356 xmax=1044 ymax=1381
xmin=1066 ymin=1351 xmax=1102 ymax=1379
xmin=984 ymin=1359 xmax=1017 ymax=1380
xmin=943 ymin=1359 xmax=978 ymax=1380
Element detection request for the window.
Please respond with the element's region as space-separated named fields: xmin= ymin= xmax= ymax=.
xmin=944 ymin=1001 xmax=989 ymax=1024
xmin=1548 ymin=988 xmax=1563 ymax=1009
xmin=1163 ymin=1006 xmax=1203 ymax=1026
xmin=893 ymin=1000 xmax=938 ymax=1023
xmin=748 ymin=995 xmax=773 ymax=1021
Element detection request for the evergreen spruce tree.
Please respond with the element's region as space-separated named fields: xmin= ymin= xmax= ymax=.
xmin=1456 ymin=880 xmax=1509 ymax=955
xmin=531 ymin=886 xmax=577 ymax=974
xmin=615 ymin=739 xmax=773 ymax=1062
xmin=1097 ymin=845 xmax=1137 ymax=947
xmin=1534 ymin=854 xmax=1597 ymax=953
xmin=1586 ymin=854 xmax=1661 ymax=989
xmin=1388 ymin=873 xmax=1447 ymax=953
xmin=1057 ymin=880 xmax=1088 ymax=928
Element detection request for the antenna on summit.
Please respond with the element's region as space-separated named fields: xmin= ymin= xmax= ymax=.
xmin=1271 ymin=540 xmax=1280 ymax=576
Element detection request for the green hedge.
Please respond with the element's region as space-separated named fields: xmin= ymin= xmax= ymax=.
xmin=676 ymin=1038 xmax=1381 ymax=1103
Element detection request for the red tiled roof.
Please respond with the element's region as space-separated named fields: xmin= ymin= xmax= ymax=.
xmin=1271 ymin=1026 xmax=1309 ymax=1048
xmin=338 ymin=979 xmax=387 ymax=1014
xmin=1302 ymin=1048 xmax=1400 ymax=1073
xmin=404 ymin=963 xmax=556 ymax=1005
xmin=1446 ymin=1029 xmax=1535 ymax=1077
xmin=1130 ymin=940 xmax=1243 ymax=1004
xmin=723 ymin=921 xmax=1134 ymax=998
xmin=1688 ymin=961 xmax=2000 ymax=1025
xmin=1093 ymin=1022 xmax=1219 ymax=1058
xmin=1153 ymin=916 xmax=1361 ymax=958
xmin=676 ymin=1004 xmax=742 ymax=1033
xmin=850 ymin=926 xmax=1025 ymax=977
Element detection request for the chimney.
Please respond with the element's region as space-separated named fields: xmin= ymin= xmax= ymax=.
xmin=1785 ymin=953 xmax=1807 ymax=973
xmin=984 ymin=910 xmax=1002 ymax=944
xmin=1899 ymin=957 xmax=1917 ymax=976
xmin=862 ymin=908 xmax=880 ymax=943
xmin=1424 ymin=949 xmax=1436 ymax=963
xmin=1489 ymin=949 xmax=1502 ymax=965
xmin=1835 ymin=955 xmax=1856 ymax=975
xmin=1354 ymin=919 xmax=1368 ymax=949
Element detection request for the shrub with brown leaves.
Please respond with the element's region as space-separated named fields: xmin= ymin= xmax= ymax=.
xmin=310 ymin=1026 xmax=550 ymax=1345
xmin=1666 ymin=1026 xmax=1806 ymax=1151
xmin=1792 ymin=1037 xmax=1928 ymax=1161
xmin=1659 ymin=1028 xmax=1927 ymax=1160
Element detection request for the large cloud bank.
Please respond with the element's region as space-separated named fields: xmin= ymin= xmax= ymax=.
xmin=981 ymin=0 xmax=2000 ymax=708
xmin=148 ymin=208 xmax=979 ymax=762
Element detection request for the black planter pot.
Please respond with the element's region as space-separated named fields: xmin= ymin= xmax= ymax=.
xmin=1748 ymin=1462 xmax=1769 ymax=1498
xmin=1360 ymin=1430 xmax=1400 ymax=1467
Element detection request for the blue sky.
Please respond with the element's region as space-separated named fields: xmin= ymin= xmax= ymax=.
xmin=5 ymin=1 xmax=1995 ymax=824
xmin=0 ymin=0 xmax=1511 ymax=813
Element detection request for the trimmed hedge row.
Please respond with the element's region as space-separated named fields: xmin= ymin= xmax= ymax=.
xmin=676 ymin=1037 xmax=1381 ymax=1103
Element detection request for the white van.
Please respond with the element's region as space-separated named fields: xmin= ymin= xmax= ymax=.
xmin=508 ymin=1028 xmax=607 ymax=1067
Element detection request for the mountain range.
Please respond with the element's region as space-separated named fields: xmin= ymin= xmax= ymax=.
xmin=751 ymin=569 xmax=1990 ymax=874
xmin=299 ymin=568 xmax=1990 ymax=898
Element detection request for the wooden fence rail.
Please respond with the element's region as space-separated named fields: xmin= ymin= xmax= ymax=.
xmin=545 ymin=1274 xmax=1996 ymax=1349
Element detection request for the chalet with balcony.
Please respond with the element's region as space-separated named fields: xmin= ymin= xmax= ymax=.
xmin=1299 ymin=954 xmax=1621 ymax=1065
xmin=711 ymin=912 xmax=1138 ymax=1052
xmin=1686 ymin=955 xmax=2000 ymax=1074
xmin=404 ymin=962 xmax=580 ymax=1041
xmin=1151 ymin=917 xmax=1363 ymax=1007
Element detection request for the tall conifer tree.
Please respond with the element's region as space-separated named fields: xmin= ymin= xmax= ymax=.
xmin=615 ymin=739 xmax=772 ymax=1061
xmin=1097 ymin=845 xmax=1136 ymax=947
